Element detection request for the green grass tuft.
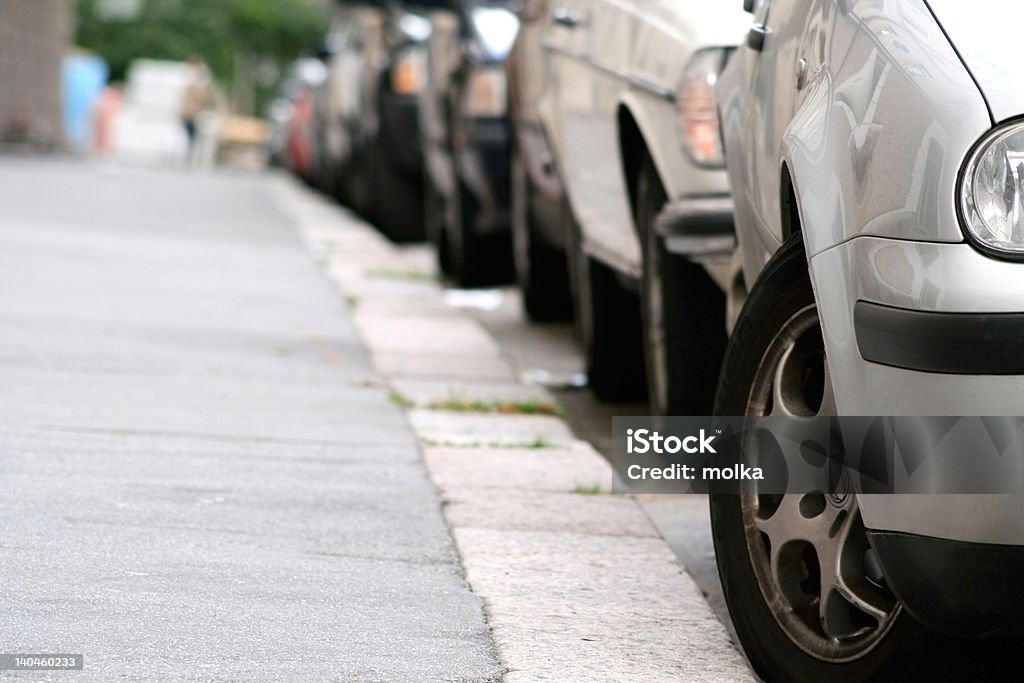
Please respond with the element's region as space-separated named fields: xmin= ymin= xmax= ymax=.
xmin=389 ymin=392 xmax=416 ymax=409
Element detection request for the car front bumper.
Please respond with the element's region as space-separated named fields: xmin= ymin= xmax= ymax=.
xmin=811 ymin=235 xmax=1024 ymax=633
xmin=869 ymin=528 xmax=1024 ymax=636
xmin=812 ymin=234 xmax=1024 ymax=420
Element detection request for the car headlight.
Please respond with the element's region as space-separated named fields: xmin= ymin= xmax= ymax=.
xmin=678 ymin=49 xmax=730 ymax=168
xmin=960 ymin=121 xmax=1024 ymax=256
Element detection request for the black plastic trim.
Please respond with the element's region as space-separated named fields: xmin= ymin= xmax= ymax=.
xmin=653 ymin=196 xmax=736 ymax=259
xmin=654 ymin=196 xmax=735 ymax=238
xmin=869 ymin=531 xmax=1024 ymax=637
xmin=854 ymin=301 xmax=1024 ymax=375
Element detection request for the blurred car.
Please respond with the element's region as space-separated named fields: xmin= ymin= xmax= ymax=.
xmin=113 ymin=59 xmax=195 ymax=163
xmin=270 ymin=58 xmax=327 ymax=180
xmin=714 ymin=1 xmax=1024 ymax=680
xmin=505 ymin=0 xmax=574 ymax=321
xmin=535 ymin=1 xmax=748 ymax=412
xmin=315 ymin=0 xmax=437 ymax=242
xmin=420 ymin=0 xmax=520 ymax=286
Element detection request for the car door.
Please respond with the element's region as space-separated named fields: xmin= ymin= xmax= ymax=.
xmin=571 ymin=0 xmax=643 ymax=276
xmin=538 ymin=0 xmax=595 ymax=235
xmin=733 ymin=0 xmax=815 ymax=273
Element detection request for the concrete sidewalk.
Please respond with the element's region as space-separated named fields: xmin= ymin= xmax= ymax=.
xmin=284 ymin=178 xmax=755 ymax=681
xmin=0 ymin=159 xmax=500 ymax=681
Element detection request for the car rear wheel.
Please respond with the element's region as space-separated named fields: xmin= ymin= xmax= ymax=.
xmin=574 ymin=226 xmax=646 ymax=402
xmin=372 ymin=139 xmax=424 ymax=243
xmin=511 ymin=145 xmax=573 ymax=322
xmin=424 ymin=169 xmax=453 ymax=277
xmin=443 ymin=179 xmax=513 ymax=288
xmin=339 ymin=147 xmax=377 ymax=222
xmin=638 ymin=155 xmax=726 ymax=415
xmin=710 ymin=233 xmax=954 ymax=682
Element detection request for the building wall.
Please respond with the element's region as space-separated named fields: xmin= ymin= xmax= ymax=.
xmin=0 ymin=0 xmax=73 ymax=146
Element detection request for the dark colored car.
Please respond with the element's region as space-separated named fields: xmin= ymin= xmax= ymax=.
xmin=505 ymin=0 xmax=573 ymax=321
xmin=420 ymin=0 xmax=520 ymax=286
xmin=314 ymin=0 xmax=439 ymax=242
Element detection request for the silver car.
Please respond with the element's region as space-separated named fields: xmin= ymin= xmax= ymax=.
xmin=716 ymin=0 xmax=1024 ymax=679
xmin=531 ymin=0 xmax=748 ymax=411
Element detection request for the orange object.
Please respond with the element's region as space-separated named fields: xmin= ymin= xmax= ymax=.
xmin=94 ymin=85 xmax=123 ymax=153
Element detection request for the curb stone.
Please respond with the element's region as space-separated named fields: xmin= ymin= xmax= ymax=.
xmin=276 ymin=178 xmax=755 ymax=681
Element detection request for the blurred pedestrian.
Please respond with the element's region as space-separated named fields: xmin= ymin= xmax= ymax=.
xmin=181 ymin=56 xmax=212 ymax=166
xmin=94 ymin=82 xmax=122 ymax=155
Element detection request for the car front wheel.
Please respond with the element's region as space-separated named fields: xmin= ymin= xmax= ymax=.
xmin=711 ymin=234 xmax=949 ymax=682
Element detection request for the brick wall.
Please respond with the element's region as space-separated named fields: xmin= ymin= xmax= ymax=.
xmin=0 ymin=0 xmax=73 ymax=146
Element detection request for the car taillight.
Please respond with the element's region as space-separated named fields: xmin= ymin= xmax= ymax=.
xmin=392 ymin=52 xmax=426 ymax=95
xmin=463 ymin=68 xmax=507 ymax=118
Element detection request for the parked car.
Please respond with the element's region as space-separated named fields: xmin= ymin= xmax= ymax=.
xmin=420 ymin=0 xmax=520 ymax=286
xmin=714 ymin=1 xmax=1024 ymax=680
xmin=270 ymin=58 xmax=327 ymax=179
xmin=505 ymin=0 xmax=574 ymax=321
xmin=314 ymin=0 xmax=437 ymax=241
xmin=534 ymin=0 xmax=749 ymax=412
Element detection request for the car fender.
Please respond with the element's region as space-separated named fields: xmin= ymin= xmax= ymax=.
xmin=779 ymin=1 xmax=991 ymax=262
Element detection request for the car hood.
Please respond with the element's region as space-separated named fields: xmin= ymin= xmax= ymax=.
xmin=926 ymin=0 xmax=1024 ymax=123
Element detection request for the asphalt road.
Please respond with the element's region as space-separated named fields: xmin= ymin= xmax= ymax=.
xmin=0 ymin=159 xmax=500 ymax=681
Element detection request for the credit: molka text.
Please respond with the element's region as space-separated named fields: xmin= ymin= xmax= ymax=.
xmin=624 ymin=428 xmax=764 ymax=481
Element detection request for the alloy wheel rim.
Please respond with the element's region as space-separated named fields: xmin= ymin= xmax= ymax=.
xmin=740 ymin=305 xmax=900 ymax=662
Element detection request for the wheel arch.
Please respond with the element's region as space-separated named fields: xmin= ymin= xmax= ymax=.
xmin=616 ymin=97 xmax=672 ymax=235
xmin=779 ymin=162 xmax=802 ymax=242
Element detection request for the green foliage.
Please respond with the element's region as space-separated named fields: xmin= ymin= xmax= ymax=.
xmin=75 ymin=0 xmax=329 ymax=111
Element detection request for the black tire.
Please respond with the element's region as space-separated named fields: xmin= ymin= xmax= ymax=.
xmin=424 ymin=168 xmax=453 ymax=276
xmin=574 ymin=226 xmax=646 ymax=402
xmin=637 ymin=155 xmax=726 ymax=415
xmin=511 ymin=145 xmax=573 ymax=322
xmin=373 ymin=140 xmax=425 ymax=243
xmin=710 ymin=234 xmax=948 ymax=682
xmin=444 ymin=179 xmax=514 ymax=288
xmin=339 ymin=146 xmax=377 ymax=221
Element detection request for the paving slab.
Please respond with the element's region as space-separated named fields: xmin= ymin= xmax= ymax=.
xmin=391 ymin=379 xmax=557 ymax=411
xmin=443 ymin=488 xmax=658 ymax=538
xmin=408 ymin=410 xmax=578 ymax=449
xmin=457 ymin=528 xmax=753 ymax=683
xmin=424 ymin=445 xmax=613 ymax=492
xmin=355 ymin=313 xmax=504 ymax=358
xmin=371 ymin=352 xmax=518 ymax=383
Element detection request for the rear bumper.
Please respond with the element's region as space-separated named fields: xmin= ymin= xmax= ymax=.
xmin=869 ymin=530 xmax=1024 ymax=636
